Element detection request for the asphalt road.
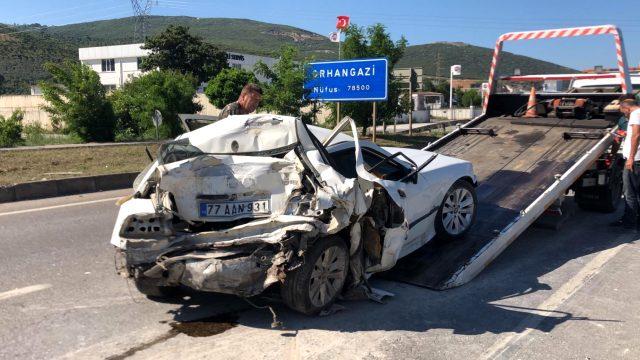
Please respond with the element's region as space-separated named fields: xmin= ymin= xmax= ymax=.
xmin=0 ymin=190 xmax=639 ymax=359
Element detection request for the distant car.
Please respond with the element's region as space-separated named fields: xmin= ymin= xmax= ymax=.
xmin=111 ymin=114 xmax=477 ymax=314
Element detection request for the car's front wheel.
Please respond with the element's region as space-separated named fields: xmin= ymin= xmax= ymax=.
xmin=281 ymin=236 xmax=349 ymax=315
xmin=435 ymin=179 xmax=477 ymax=240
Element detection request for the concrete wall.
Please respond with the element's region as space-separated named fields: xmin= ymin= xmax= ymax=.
xmin=0 ymin=93 xmax=334 ymax=131
xmin=394 ymin=106 xmax=483 ymax=124
xmin=195 ymin=94 xmax=221 ymax=116
xmin=0 ymin=95 xmax=51 ymax=128
xmin=429 ymin=106 xmax=483 ymax=120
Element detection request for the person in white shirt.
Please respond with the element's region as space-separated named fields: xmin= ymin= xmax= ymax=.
xmin=611 ymin=98 xmax=640 ymax=229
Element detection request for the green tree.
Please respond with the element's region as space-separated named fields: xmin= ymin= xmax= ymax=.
xmin=255 ymin=45 xmax=311 ymax=120
xmin=205 ymin=68 xmax=257 ymax=109
xmin=433 ymin=81 xmax=451 ymax=106
xmin=110 ymin=70 xmax=201 ymax=140
xmin=329 ymin=24 xmax=407 ymax=134
xmin=141 ymin=25 xmax=228 ymax=84
xmin=422 ymin=79 xmax=436 ymax=92
xmin=0 ymin=109 xmax=24 ymax=147
xmin=461 ymin=89 xmax=482 ymax=107
xmin=40 ymin=60 xmax=115 ymax=141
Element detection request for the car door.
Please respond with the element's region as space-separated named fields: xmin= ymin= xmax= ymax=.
xmin=357 ymin=147 xmax=439 ymax=254
xmin=326 ymin=143 xmax=437 ymax=250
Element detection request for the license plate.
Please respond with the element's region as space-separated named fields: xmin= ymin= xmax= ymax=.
xmin=199 ymin=199 xmax=270 ymax=218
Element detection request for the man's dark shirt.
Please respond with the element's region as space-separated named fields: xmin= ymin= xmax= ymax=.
xmin=219 ymin=101 xmax=248 ymax=119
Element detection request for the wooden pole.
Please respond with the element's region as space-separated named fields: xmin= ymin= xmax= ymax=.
xmin=372 ymin=101 xmax=377 ymax=143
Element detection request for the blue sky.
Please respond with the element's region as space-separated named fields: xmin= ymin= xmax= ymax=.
xmin=1 ymin=0 xmax=639 ymax=70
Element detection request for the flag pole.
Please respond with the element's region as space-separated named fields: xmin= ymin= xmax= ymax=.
xmin=336 ymin=30 xmax=341 ymax=124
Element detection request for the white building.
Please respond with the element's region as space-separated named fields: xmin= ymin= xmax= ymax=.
xmin=78 ymin=43 xmax=277 ymax=90
xmin=79 ymin=43 xmax=150 ymax=90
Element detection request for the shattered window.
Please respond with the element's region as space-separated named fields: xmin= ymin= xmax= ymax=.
xmin=157 ymin=138 xmax=205 ymax=165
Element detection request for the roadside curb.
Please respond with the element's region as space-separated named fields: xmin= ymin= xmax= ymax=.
xmin=0 ymin=172 xmax=138 ymax=203
xmin=0 ymin=141 xmax=160 ymax=152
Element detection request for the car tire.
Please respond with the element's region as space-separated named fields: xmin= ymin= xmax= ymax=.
xmin=435 ymin=179 xmax=477 ymax=240
xmin=281 ymin=236 xmax=349 ymax=315
xmin=133 ymin=277 xmax=177 ymax=299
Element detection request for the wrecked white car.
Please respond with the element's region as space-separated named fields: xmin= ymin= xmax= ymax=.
xmin=111 ymin=114 xmax=477 ymax=314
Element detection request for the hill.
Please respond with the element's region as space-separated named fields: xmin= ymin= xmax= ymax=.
xmin=0 ymin=16 xmax=576 ymax=94
xmin=397 ymin=42 xmax=576 ymax=80
xmin=0 ymin=24 xmax=77 ymax=94
xmin=42 ymin=16 xmax=337 ymax=59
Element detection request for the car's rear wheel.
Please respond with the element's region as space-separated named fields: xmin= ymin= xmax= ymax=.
xmin=435 ymin=179 xmax=477 ymax=240
xmin=281 ymin=236 xmax=349 ymax=315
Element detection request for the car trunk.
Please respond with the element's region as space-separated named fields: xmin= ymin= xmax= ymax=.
xmin=158 ymin=154 xmax=302 ymax=223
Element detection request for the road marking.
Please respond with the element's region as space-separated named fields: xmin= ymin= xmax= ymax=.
xmin=0 ymin=284 xmax=52 ymax=301
xmin=481 ymin=242 xmax=627 ymax=360
xmin=0 ymin=197 xmax=121 ymax=217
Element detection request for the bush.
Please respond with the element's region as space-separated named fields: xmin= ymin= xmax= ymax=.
xmin=0 ymin=110 xmax=24 ymax=147
xmin=22 ymin=122 xmax=45 ymax=145
xmin=461 ymin=89 xmax=482 ymax=107
xmin=205 ymin=68 xmax=257 ymax=109
xmin=22 ymin=122 xmax=84 ymax=146
xmin=111 ymin=70 xmax=201 ymax=139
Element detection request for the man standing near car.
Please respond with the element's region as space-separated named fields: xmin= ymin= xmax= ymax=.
xmin=612 ymin=98 xmax=640 ymax=229
xmin=218 ymin=83 xmax=263 ymax=120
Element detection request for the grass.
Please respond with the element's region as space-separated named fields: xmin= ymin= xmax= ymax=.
xmin=0 ymin=144 xmax=159 ymax=186
xmin=370 ymin=133 xmax=440 ymax=149
xmin=22 ymin=133 xmax=84 ymax=147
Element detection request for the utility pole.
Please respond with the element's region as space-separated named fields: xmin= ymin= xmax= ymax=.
xmin=131 ymin=0 xmax=154 ymax=41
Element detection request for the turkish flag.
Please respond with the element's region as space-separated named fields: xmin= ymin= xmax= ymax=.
xmin=336 ymin=15 xmax=350 ymax=30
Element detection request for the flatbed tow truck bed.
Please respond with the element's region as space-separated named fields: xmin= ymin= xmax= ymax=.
xmin=384 ymin=116 xmax=612 ymax=289
xmin=382 ymin=24 xmax=633 ymax=290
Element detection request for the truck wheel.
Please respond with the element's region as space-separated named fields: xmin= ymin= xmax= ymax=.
xmin=435 ymin=179 xmax=477 ymax=240
xmin=576 ymin=159 xmax=623 ymax=213
xmin=281 ymin=236 xmax=349 ymax=315
xmin=576 ymin=178 xmax=622 ymax=213
xmin=133 ymin=277 xmax=177 ymax=299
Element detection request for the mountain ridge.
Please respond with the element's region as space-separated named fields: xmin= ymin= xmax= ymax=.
xmin=0 ymin=16 xmax=575 ymax=94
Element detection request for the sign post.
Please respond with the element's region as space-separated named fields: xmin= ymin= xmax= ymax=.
xmin=408 ymin=70 xmax=413 ymax=136
xmin=450 ymin=65 xmax=461 ymax=120
xmin=152 ymin=109 xmax=162 ymax=141
xmin=372 ymin=101 xmax=377 ymax=142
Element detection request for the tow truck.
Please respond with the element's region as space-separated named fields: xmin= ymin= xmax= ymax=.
xmin=385 ymin=24 xmax=634 ymax=289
